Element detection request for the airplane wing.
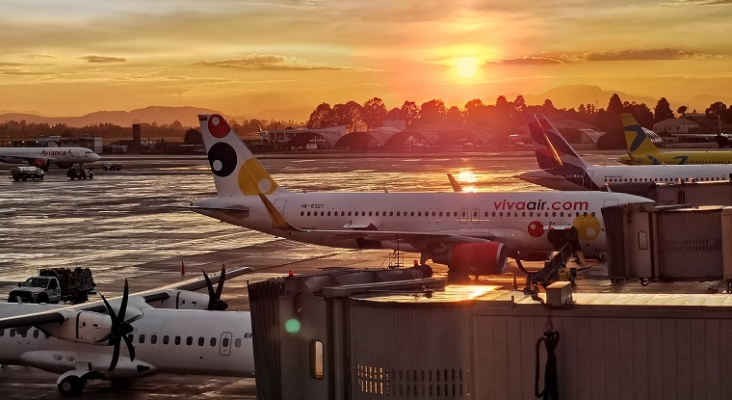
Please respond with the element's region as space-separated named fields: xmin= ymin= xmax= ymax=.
xmin=0 ymin=266 xmax=253 ymax=329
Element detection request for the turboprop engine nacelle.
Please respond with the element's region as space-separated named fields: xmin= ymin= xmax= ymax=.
xmin=154 ymin=290 xmax=211 ymax=310
xmin=44 ymin=311 xmax=114 ymax=345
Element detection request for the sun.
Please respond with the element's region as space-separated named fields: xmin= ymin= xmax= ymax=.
xmin=455 ymin=57 xmax=478 ymax=79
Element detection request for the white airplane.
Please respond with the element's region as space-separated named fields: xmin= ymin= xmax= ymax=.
xmin=518 ymin=114 xmax=732 ymax=191
xmin=0 ymin=266 xmax=254 ymax=396
xmin=0 ymin=146 xmax=100 ymax=170
xmin=191 ymin=114 xmax=654 ymax=274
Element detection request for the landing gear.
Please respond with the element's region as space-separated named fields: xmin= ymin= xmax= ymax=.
xmin=58 ymin=375 xmax=85 ymax=397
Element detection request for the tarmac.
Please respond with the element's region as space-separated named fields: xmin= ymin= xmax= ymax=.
xmin=0 ymin=152 xmax=724 ymax=398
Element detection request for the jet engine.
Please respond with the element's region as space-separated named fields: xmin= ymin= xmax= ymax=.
xmin=33 ymin=159 xmax=51 ymax=171
xmin=433 ymin=242 xmax=508 ymax=275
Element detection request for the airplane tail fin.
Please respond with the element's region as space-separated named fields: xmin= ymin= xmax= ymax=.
xmin=198 ymin=114 xmax=290 ymax=198
xmin=527 ymin=114 xmax=590 ymax=170
xmin=621 ymin=113 xmax=660 ymax=156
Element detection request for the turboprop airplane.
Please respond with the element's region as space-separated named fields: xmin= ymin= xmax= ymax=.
xmin=618 ymin=113 xmax=732 ymax=165
xmin=518 ymin=114 xmax=732 ymax=191
xmin=192 ymin=114 xmax=654 ymax=275
xmin=0 ymin=146 xmax=100 ymax=170
xmin=0 ymin=266 xmax=254 ymax=396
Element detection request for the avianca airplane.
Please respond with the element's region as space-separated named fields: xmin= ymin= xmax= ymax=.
xmin=519 ymin=114 xmax=732 ymax=191
xmin=619 ymin=113 xmax=732 ymax=165
xmin=192 ymin=114 xmax=654 ymax=274
xmin=0 ymin=267 xmax=254 ymax=396
xmin=0 ymin=146 xmax=100 ymax=170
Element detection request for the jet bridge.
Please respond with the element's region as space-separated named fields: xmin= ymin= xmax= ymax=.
xmin=248 ymin=268 xmax=732 ymax=400
xmin=603 ymin=202 xmax=732 ymax=284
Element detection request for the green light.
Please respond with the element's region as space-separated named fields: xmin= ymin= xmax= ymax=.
xmin=285 ymin=318 xmax=301 ymax=333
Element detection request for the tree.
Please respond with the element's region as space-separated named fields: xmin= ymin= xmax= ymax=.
xmin=653 ymin=97 xmax=674 ymax=124
xmin=331 ymin=101 xmax=364 ymax=132
xmin=598 ymin=93 xmax=623 ymax=133
xmin=541 ymin=99 xmax=556 ymax=113
xmin=401 ymin=101 xmax=420 ymax=128
xmin=183 ymin=128 xmax=203 ymax=144
xmin=307 ymin=103 xmax=333 ymax=129
xmin=445 ymin=106 xmax=464 ymax=123
xmin=512 ymin=95 xmax=527 ymax=117
xmin=418 ymin=99 xmax=446 ymax=125
xmin=362 ymin=97 xmax=387 ymax=130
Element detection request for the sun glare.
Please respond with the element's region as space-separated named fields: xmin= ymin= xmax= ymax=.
xmin=455 ymin=57 xmax=478 ymax=79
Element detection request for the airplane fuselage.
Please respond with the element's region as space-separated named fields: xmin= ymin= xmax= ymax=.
xmin=0 ymin=147 xmax=100 ymax=167
xmin=193 ymin=190 xmax=653 ymax=257
xmin=619 ymin=150 xmax=732 ymax=165
xmin=0 ymin=304 xmax=254 ymax=379
xmin=519 ymin=163 xmax=732 ymax=191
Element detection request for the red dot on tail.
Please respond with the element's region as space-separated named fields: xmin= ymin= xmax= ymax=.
xmin=208 ymin=114 xmax=231 ymax=138
xmin=528 ymin=221 xmax=544 ymax=237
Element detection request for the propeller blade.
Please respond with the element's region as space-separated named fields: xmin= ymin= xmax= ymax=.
xmin=203 ymin=270 xmax=215 ymax=299
xmin=109 ymin=339 xmax=121 ymax=372
xmin=118 ymin=279 xmax=129 ymax=322
xmin=100 ymin=294 xmax=119 ymax=323
xmin=215 ymin=265 xmax=226 ymax=299
xmin=124 ymin=312 xmax=143 ymax=325
xmin=122 ymin=333 xmax=136 ymax=362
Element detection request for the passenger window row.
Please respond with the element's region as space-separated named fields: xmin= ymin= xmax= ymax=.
xmin=606 ymin=177 xmax=724 ymax=183
xmin=0 ymin=328 xmax=51 ymax=339
xmin=128 ymin=334 xmax=241 ymax=349
xmin=300 ymin=210 xmax=595 ymax=218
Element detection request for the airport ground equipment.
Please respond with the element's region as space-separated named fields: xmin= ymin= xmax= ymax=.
xmin=66 ymin=167 xmax=94 ymax=180
xmin=604 ymin=179 xmax=732 ymax=206
xmin=10 ymin=166 xmax=44 ymax=181
xmin=603 ymin=203 xmax=732 ymax=285
xmin=249 ymin=268 xmax=732 ymax=400
xmin=101 ymin=162 xmax=123 ymax=171
xmin=8 ymin=267 xmax=96 ymax=304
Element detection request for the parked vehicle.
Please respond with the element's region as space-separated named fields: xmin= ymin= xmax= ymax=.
xmin=8 ymin=267 xmax=96 ymax=304
xmin=67 ymin=167 xmax=94 ymax=180
xmin=10 ymin=166 xmax=44 ymax=181
xmin=101 ymin=162 xmax=123 ymax=171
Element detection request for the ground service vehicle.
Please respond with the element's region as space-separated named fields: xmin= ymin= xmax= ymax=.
xmin=101 ymin=162 xmax=123 ymax=171
xmin=10 ymin=166 xmax=44 ymax=181
xmin=8 ymin=268 xmax=96 ymax=304
xmin=67 ymin=167 xmax=94 ymax=180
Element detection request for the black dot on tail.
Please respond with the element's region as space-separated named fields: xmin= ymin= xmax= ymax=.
xmin=208 ymin=142 xmax=237 ymax=177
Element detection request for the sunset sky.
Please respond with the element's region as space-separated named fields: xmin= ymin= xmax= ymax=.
xmin=1 ymin=0 xmax=731 ymax=121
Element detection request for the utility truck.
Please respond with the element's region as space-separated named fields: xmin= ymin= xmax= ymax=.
xmin=8 ymin=267 xmax=96 ymax=304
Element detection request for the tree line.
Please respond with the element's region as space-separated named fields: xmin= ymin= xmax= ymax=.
xmin=306 ymin=95 xmax=732 ymax=138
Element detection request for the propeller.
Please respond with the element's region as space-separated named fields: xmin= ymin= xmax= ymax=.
xmin=202 ymin=264 xmax=228 ymax=311
xmin=98 ymin=279 xmax=142 ymax=372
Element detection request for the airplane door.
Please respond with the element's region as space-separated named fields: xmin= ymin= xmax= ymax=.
xmin=219 ymin=332 xmax=233 ymax=357
xmin=471 ymin=208 xmax=480 ymax=224
xmin=459 ymin=207 xmax=469 ymax=224
xmin=274 ymin=199 xmax=287 ymax=214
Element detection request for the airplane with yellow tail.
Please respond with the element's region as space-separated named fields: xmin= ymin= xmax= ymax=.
xmin=619 ymin=113 xmax=732 ymax=165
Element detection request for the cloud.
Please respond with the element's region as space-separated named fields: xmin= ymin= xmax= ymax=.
xmin=560 ymin=48 xmax=717 ymax=62
xmin=196 ymin=54 xmax=361 ymax=71
xmin=489 ymin=57 xmax=564 ymax=66
xmin=0 ymin=62 xmax=24 ymax=67
xmin=79 ymin=55 xmax=127 ymax=63
xmin=664 ymin=0 xmax=732 ymax=5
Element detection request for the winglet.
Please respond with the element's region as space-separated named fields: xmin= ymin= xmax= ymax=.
xmin=447 ymin=173 xmax=463 ymax=192
xmin=257 ymin=194 xmax=299 ymax=231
